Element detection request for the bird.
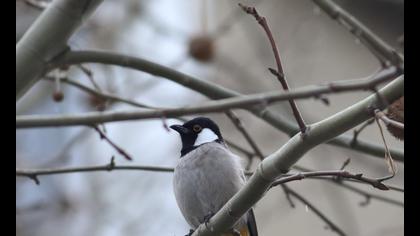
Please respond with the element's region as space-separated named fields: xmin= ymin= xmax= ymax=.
xmin=170 ymin=117 xmax=258 ymax=236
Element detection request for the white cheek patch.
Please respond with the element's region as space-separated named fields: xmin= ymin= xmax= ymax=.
xmin=194 ymin=128 xmax=219 ymax=146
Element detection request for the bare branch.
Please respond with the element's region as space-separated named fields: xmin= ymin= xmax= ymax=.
xmin=375 ymin=109 xmax=404 ymax=130
xmin=339 ymin=157 xmax=351 ymax=170
xmin=76 ymin=64 xmax=103 ymax=92
xmin=239 ymin=3 xmax=307 ymax=134
xmin=271 ymin=170 xmax=389 ymax=190
xmin=285 ymin=186 xmax=347 ymax=236
xmin=312 ymin=0 xmax=404 ymax=68
xmin=225 ymin=111 xmax=264 ymax=162
xmin=45 ymin=76 xmax=155 ymax=109
xmin=17 ymin=69 xmax=400 ymax=128
xmin=16 ymin=163 xmax=175 ymax=183
xmin=190 ymin=75 xmax=403 ymax=236
xmin=211 ymin=0 xmax=264 ymax=37
xmin=46 ymin=76 xmax=261 ymax=165
xmin=291 ymin=165 xmax=403 ymax=193
xmin=16 ymin=0 xmax=104 ymax=100
xmin=350 ymin=118 xmax=375 ymax=147
xmin=24 ymin=0 xmax=50 ymax=10
xmin=280 ymin=184 xmax=296 ymax=208
xmin=48 ymin=50 xmax=403 ymax=160
xmin=92 ymin=125 xmax=133 ymax=161
xmin=335 ymin=181 xmax=403 ymax=207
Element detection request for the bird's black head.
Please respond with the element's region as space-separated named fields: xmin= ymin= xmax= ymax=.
xmin=170 ymin=117 xmax=224 ymax=157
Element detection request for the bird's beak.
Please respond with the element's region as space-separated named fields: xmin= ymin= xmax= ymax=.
xmin=170 ymin=125 xmax=190 ymax=135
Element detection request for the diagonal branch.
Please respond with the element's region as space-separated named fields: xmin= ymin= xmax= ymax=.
xmin=312 ymin=0 xmax=404 ymax=68
xmin=225 ymin=111 xmax=265 ymax=168
xmin=16 ymin=0 xmax=104 ymax=100
xmin=190 ymin=73 xmax=403 ymax=236
xmin=239 ymin=3 xmax=307 ymax=134
xmin=91 ymin=125 xmax=133 ymax=161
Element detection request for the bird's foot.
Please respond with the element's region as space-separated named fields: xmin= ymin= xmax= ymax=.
xmin=231 ymin=229 xmax=241 ymax=236
xmin=203 ymin=211 xmax=215 ymax=228
xmin=184 ymin=229 xmax=194 ymax=236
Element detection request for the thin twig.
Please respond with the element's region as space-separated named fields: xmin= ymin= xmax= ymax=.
xmin=24 ymin=0 xmax=50 ymax=10
xmin=16 ymin=163 xmax=174 ymax=184
xmin=350 ymin=118 xmax=375 ymax=147
xmin=271 ymin=170 xmax=389 ymax=190
xmin=280 ymin=184 xmax=296 ymax=208
xmin=77 ymin=65 xmax=103 ymax=92
xmin=375 ymin=109 xmax=404 ymax=130
xmin=285 ymin=186 xmax=346 ymax=236
xmin=239 ymin=3 xmax=307 ymax=134
xmin=226 ymin=111 xmax=264 ymax=159
xmin=312 ymin=0 xmax=404 ymax=68
xmin=92 ymin=125 xmax=133 ymax=161
xmin=225 ymin=111 xmax=264 ymax=169
xmin=291 ymin=165 xmax=403 ymax=192
xmin=336 ymin=181 xmax=403 ymax=207
xmin=339 ymin=157 xmax=351 ymax=170
xmin=211 ymin=0 xmax=264 ymax=37
xmin=299 ymin=176 xmax=404 ymax=207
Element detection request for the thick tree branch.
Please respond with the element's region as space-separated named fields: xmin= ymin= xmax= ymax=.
xmin=190 ymin=75 xmax=403 ymax=236
xmin=312 ymin=0 xmax=404 ymax=68
xmin=16 ymin=0 xmax=104 ymax=100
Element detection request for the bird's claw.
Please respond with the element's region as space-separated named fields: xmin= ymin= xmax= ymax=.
xmin=203 ymin=212 xmax=215 ymax=228
xmin=231 ymin=229 xmax=241 ymax=236
xmin=184 ymin=229 xmax=194 ymax=236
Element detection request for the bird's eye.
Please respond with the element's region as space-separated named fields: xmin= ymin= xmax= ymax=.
xmin=192 ymin=124 xmax=202 ymax=133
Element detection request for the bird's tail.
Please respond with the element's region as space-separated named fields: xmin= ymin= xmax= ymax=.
xmin=246 ymin=209 xmax=258 ymax=236
xmin=221 ymin=209 xmax=258 ymax=236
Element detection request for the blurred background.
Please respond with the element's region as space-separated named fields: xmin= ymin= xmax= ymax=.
xmin=16 ymin=0 xmax=404 ymax=235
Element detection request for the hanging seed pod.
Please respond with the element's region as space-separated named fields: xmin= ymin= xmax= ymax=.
xmin=88 ymin=95 xmax=107 ymax=111
xmin=52 ymin=91 xmax=64 ymax=102
xmin=52 ymin=71 xmax=65 ymax=102
xmin=386 ymin=96 xmax=404 ymax=140
xmin=188 ymin=35 xmax=214 ymax=62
